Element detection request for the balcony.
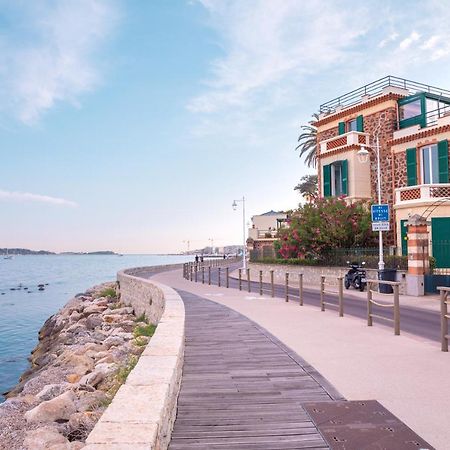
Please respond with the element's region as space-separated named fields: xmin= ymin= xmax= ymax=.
xmin=248 ymin=229 xmax=278 ymax=240
xmin=319 ymin=131 xmax=369 ymax=155
xmin=395 ymin=184 xmax=450 ymax=207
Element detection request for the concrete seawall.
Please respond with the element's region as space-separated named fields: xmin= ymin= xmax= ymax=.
xmin=85 ymin=267 xmax=185 ymax=449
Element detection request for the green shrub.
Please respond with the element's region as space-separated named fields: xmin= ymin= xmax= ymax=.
xmin=99 ymin=287 xmax=116 ymax=298
xmin=135 ymin=313 xmax=149 ymax=324
xmin=133 ymin=323 xmax=157 ymax=339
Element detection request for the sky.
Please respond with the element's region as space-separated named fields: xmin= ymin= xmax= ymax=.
xmin=2 ymin=0 xmax=450 ymax=254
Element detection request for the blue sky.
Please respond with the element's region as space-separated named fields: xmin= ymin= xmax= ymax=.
xmin=2 ymin=0 xmax=450 ymax=253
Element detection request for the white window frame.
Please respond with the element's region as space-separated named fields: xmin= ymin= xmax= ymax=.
xmin=330 ymin=162 xmax=343 ymax=196
xmin=420 ymin=144 xmax=439 ymax=184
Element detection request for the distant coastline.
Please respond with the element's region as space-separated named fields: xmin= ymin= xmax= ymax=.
xmin=1 ymin=248 xmax=117 ymax=256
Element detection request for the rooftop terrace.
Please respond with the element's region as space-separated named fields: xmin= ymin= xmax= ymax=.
xmin=320 ymin=75 xmax=450 ymax=114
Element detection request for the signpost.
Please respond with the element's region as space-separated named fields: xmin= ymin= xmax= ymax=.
xmin=371 ymin=204 xmax=390 ymax=232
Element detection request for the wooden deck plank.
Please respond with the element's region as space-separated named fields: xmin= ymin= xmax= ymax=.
xmin=168 ymin=290 xmax=340 ymax=449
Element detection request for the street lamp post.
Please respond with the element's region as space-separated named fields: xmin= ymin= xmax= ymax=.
xmin=232 ymin=197 xmax=247 ymax=270
xmin=357 ymin=133 xmax=385 ymax=271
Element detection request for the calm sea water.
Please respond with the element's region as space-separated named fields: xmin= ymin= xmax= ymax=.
xmin=0 ymin=254 xmax=191 ymax=401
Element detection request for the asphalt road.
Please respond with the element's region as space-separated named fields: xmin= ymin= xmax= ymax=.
xmin=187 ymin=263 xmax=442 ymax=343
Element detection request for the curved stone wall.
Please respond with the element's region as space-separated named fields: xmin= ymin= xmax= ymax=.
xmin=84 ymin=267 xmax=185 ymax=449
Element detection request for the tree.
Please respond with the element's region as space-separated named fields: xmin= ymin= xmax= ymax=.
xmin=276 ymin=197 xmax=376 ymax=260
xmin=295 ymin=113 xmax=318 ymax=168
xmin=294 ymin=174 xmax=318 ymax=202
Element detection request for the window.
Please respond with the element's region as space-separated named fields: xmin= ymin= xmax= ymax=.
xmin=323 ymin=160 xmax=348 ymax=197
xmin=347 ymin=118 xmax=357 ymax=132
xmin=399 ymin=99 xmax=422 ymax=121
xmin=421 ymin=144 xmax=439 ymax=184
xmin=331 ymin=162 xmax=343 ymax=196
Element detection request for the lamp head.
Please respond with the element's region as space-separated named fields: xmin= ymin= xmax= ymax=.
xmin=232 ymin=200 xmax=237 ymax=210
xmin=357 ymin=146 xmax=370 ymax=164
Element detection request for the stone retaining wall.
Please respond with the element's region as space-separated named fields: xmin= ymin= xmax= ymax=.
xmin=248 ymin=263 xmax=407 ymax=294
xmin=84 ymin=268 xmax=185 ymax=450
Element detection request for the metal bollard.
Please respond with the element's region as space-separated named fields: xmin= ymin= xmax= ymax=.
xmin=393 ymin=284 xmax=400 ymax=336
xmin=194 ymin=265 xmax=198 ymax=282
xmin=247 ymin=268 xmax=251 ymax=293
xmin=226 ymin=267 xmax=229 ymax=288
xmin=239 ymin=269 xmax=242 ymax=291
xmin=259 ymin=270 xmax=263 ymax=296
xmin=202 ymin=266 xmax=205 ymax=284
xmin=270 ymin=270 xmax=274 ymax=298
xmin=440 ymin=288 xmax=449 ymax=352
xmin=338 ymin=276 xmax=343 ymax=317
xmin=208 ymin=266 xmax=211 ymax=285
xmin=299 ymin=273 xmax=303 ymax=306
xmin=367 ymin=283 xmax=373 ymax=327
xmin=320 ymin=276 xmax=325 ymax=311
xmin=190 ymin=265 xmax=193 ymax=282
xmin=218 ymin=267 xmax=221 ymax=287
xmin=285 ymin=272 xmax=289 ymax=302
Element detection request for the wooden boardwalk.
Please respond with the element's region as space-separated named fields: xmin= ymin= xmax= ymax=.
xmin=169 ymin=290 xmax=343 ymax=450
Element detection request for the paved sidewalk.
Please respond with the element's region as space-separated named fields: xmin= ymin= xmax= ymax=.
xmin=153 ymin=268 xmax=450 ymax=449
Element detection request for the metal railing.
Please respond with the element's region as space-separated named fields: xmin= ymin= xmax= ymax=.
xmin=320 ymin=276 xmax=344 ymax=317
xmin=320 ymin=75 xmax=450 ymax=114
xmin=367 ymin=279 xmax=400 ymax=335
xmin=439 ymin=286 xmax=450 ymax=351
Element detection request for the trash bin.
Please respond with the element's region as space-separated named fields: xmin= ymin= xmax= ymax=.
xmin=378 ymin=269 xmax=397 ymax=294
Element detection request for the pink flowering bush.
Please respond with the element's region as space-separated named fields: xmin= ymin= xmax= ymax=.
xmin=275 ymin=197 xmax=375 ymax=260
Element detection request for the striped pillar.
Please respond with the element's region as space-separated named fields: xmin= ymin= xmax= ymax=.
xmin=406 ymin=215 xmax=429 ymax=296
xmin=407 ymin=215 xmax=429 ymax=275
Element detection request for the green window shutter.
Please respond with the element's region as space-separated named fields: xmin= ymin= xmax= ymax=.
xmin=356 ymin=115 xmax=364 ymax=132
xmin=406 ymin=148 xmax=417 ymax=186
xmin=323 ymin=164 xmax=331 ymax=197
xmin=438 ymin=139 xmax=449 ymax=183
xmin=338 ymin=122 xmax=345 ymax=135
xmin=341 ymin=159 xmax=348 ymax=195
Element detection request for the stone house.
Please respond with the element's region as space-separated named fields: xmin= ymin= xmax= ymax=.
xmin=316 ymin=76 xmax=450 ymax=270
xmin=247 ymin=210 xmax=288 ymax=255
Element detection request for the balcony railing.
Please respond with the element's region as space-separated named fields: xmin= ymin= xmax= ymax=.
xmin=320 ymin=75 xmax=450 ymax=114
xmin=395 ymin=184 xmax=450 ymax=205
xmin=320 ymin=131 xmax=368 ymax=154
xmin=248 ymin=229 xmax=278 ymax=240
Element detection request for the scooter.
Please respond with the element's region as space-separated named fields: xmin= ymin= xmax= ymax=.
xmin=344 ymin=261 xmax=367 ymax=291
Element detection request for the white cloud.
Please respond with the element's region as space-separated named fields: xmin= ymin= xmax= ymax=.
xmin=378 ymin=32 xmax=399 ymax=48
xmin=399 ymin=31 xmax=420 ymax=50
xmin=0 ymin=0 xmax=118 ymax=124
xmin=188 ymin=0 xmax=368 ymax=115
xmin=0 ymin=189 xmax=78 ymax=207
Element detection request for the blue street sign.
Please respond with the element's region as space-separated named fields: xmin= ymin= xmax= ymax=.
xmin=371 ymin=204 xmax=389 ymax=222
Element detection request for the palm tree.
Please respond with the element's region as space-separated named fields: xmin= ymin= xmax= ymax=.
xmin=294 ymin=174 xmax=318 ymax=202
xmin=295 ymin=113 xmax=318 ymax=168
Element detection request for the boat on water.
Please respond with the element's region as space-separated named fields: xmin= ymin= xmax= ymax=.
xmin=3 ymin=249 xmax=13 ymax=260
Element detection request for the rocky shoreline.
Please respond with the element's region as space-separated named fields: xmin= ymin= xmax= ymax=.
xmin=0 ymin=282 xmax=155 ymax=449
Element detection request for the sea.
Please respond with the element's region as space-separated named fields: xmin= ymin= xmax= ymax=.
xmin=0 ymin=254 xmax=192 ymax=402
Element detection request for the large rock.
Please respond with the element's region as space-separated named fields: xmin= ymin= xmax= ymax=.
xmin=79 ymin=370 xmax=104 ymax=388
xmin=103 ymin=335 xmax=124 ymax=348
xmin=24 ymin=391 xmax=77 ymax=423
xmin=85 ymin=314 xmax=103 ymax=330
xmin=83 ymin=304 xmax=107 ymax=315
xmin=75 ymin=390 xmax=108 ymax=412
xmin=60 ymin=352 xmax=94 ymax=375
xmin=36 ymin=383 xmax=70 ymax=401
xmin=23 ymin=426 xmax=69 ymax=449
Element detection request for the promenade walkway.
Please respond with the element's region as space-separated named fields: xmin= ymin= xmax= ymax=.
xmin=169 ymin=290 xmax=339 ymax=449
xmin=151 ymin=267 xmax=449 ymax=449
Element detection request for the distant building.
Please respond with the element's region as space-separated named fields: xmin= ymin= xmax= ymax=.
xmin=247 ymin=210 xmax=288 ymax=255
